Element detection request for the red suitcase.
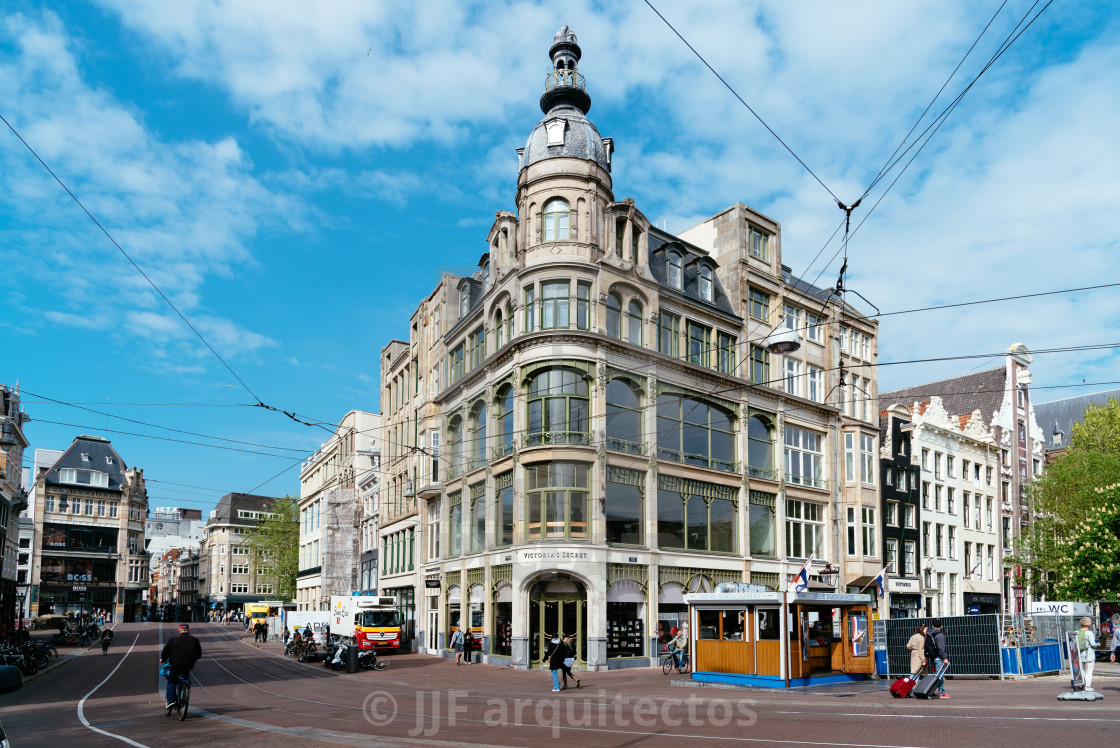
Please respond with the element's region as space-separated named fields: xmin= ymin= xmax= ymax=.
xmin=890 ymin=673 xmax=920 ymax=698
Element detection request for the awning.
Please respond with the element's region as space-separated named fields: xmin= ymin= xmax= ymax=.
xmin=846 ymin=575 xmax=876 ymax=590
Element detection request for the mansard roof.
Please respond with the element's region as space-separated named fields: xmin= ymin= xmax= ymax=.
xmin=880 ymin=367 xmax=1008 ymax=425
xmin=44 ymin=435 xmax=130 ymax=493
xmin=648 ymin=230 xmax=739 ymax=319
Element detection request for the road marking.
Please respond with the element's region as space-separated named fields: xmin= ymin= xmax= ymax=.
xmin=771 ymin=708 xmax=1120 ymax=723
xmin=76 ymin=634 xmax=150 ymax=748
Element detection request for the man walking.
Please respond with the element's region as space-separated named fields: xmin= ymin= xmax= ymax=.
xmin=926 ymin=619 xmax=950 ymax=699
xmin=1077 ymin=617 xmax=1100 ymax=692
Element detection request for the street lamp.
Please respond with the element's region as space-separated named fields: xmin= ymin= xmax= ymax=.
xmin=817 ymin=563 xmax=839 ymax=588
xmin=15 ymin=590 xmax=26 ymax=630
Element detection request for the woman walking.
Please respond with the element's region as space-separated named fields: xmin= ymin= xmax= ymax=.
xmin=463 ymin=630 xmax=476 ymax=665
xmin=906 ymin=624 xmax=928 ymax=677
xmin=543 ymin=635 xmax=565 ymax=692
xmin=560 ymin=634 xmax=579 ymax=688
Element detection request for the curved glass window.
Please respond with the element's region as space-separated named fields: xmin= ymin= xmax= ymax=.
xmin=459 ymin=287 xmax=470 ymax=318
xmin=626 ymin=301 xmax=643 ymax=345
xmin=495 ymin=309 xmax=504 ymax=349
xmin=495 ymin=385 xmax=515 ymax=458
xmin=747 ymin=415 xmax=775 ymax=480
xmin=657 ymin=394 xmax=735 ymax=472
xmin=606 ymin=378 xmax=642 ymax=454
xmin=605 ymin=292 xmax=622 ymax=339
xmin=468 ymin=401 xmax=487 ymax=471
xmin=526 ymin=368 xmax=589 ymax=446
xmin=525 ymin=461 xmax=589 ymax=540
xmin=543 ymin=198 xmax=570 ymax=241
xmin=699 ymin=266 xmax=713 ymax=301
xmin=668 ymin=253 xmax=683 ymax=289
xmin=448 ymin=416 xmax=463 ymax=477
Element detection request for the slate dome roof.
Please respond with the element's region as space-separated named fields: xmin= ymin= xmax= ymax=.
xmin=523 ymin=104 xmax=610 ymax=172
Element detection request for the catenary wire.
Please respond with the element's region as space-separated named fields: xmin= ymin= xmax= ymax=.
xmin=643 ymin=0 xmax=840 ymax=204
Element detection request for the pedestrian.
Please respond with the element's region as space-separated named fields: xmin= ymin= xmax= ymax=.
xmin=925 ymin=619 xmax=950 ymax=699
xmin=463 ymin=630 xmax=476 ymax=665
xmin=450 ymin=626 xmax=465 ymax=666
xmin=561 ymin=634 xmax=579 ymax=688
xmin=253 ymin=622 xmax=262 ymax=643
xmin=283 ymin=626 xmax=291 ymax=647
xmin=543 ymin=634 xmax=566 ymax=692
xmin=1076 ymin=616 xmax=1100 ymax=692
xmin=1111 ymin=624 xmax=1120 ymax=665
xmin=262 ymin=621 xmax=269 ymax=643
xmin=906 ymin=624 xmax=928 ymax=676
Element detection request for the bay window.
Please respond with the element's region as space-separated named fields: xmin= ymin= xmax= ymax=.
xmin=786 ymin=500 xmax=823 ymax=558
xmin=526 ymin=368 xmax=589 ymax=446
xmin=525 ymin=461 xmax=589 ymax=540
xmin=784 ymin=426 xmax=823 ymax=488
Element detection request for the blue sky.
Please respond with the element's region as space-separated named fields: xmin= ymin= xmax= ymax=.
xmin=3 ymin=1 xmax=1119 ymax=517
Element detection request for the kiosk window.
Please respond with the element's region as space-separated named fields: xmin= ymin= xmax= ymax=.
xmin=757 ymin=608 xmax=780 ymax=640
xmin=722 ymin=610 xmax=746 ymax=640
xmin=698 ymin=610 xmax=721 ymax=640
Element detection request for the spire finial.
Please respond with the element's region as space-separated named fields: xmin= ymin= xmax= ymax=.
xmin=540 ymin=26 xmax=590 ymax=114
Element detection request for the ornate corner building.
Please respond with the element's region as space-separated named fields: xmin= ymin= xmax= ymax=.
xmin=377 ymin=27 xmax=881 ymax=669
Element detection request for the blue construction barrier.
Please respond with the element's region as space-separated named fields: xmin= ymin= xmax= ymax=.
xmin=1000 ymin=647 xmax=1018 ymax=674
xmin=875 ymin=650 xmax=888 ymax=676
xmin=1001 ymin=643 xmax=1061 ymax=675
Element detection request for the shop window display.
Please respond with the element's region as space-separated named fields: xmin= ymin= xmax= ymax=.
xmin=607 ymin=602 xmax=644 ymax=658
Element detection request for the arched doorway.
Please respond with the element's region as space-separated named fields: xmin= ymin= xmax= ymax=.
xmin=528 ymin=575 xmax=587 ymax=667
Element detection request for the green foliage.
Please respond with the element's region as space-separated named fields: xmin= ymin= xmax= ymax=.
xmin=246 ymin=495 xmax=299 ymax=601
xmin=1016 ymin=398 xmax=1120 ymax=598
xmin=1051 ymin=489 xmax=1120 ymax=601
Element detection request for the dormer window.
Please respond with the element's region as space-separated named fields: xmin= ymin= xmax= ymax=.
xmin=106 ymin=456 xmax=114 ymax=465
xmin=459 ymin=286 xmax=470 ymax=319
xmin=615 ymin=219 xmax=626 ymax=258
xmin=699 ymin=266 xmax=713 ymax=301
xmin=81 ymin=453 xmax=89 ymax=462
xmin=668 ymin=253 xmax=683 ymax=289
xmin=543 ymin=198 xmax=570 ymax=241
xmin=482 ymin=262 xmax=490 ymax=294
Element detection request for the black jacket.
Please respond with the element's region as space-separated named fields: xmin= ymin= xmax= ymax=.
xmin=544 ymin=639 xmax=566 ymax=670
xmin=161 ymin=633 xmax=202 ymax=672
xmin=928 ymin=628 xmax=948 ymax=660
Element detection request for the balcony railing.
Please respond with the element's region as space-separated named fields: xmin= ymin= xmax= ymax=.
xmin=464 ymin=455 xmax=487 ymax=473
xmin=606 ymin=437 xmax=645 ymax=455
xmin=747 ymin=465 xmax=779 ymax=481
xmin=522 ymin=431 xmax=591 ymax=448
xmin=785 ymin=473 xmax=829 ymax=490
xmin=658 ymin=449 xmax=739 ymax=474
xmin=492 ymin=441 xmax=515 ymax=460
xmin=545 ymin=69 xmax=586 ymax=91
xmin=446 ymin=464 xmax=462 ymax=481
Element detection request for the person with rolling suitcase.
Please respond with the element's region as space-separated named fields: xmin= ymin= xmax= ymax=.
xmin=891 ymin=624 xmax=929 ymax=698
xmin=913 ymin=659 xmax=950 ymax=699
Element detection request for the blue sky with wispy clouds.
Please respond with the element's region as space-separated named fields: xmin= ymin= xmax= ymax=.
xmin=3 ymin=1 xmax=1118 ymax=514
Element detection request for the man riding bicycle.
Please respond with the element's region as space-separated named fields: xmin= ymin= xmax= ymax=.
xmin=160 ymin=624 xmax=202 ymax=709
xmin=668 ymin=626 xmax=689 ymax=669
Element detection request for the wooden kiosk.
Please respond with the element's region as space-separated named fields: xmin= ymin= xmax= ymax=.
xmin=683 ymin=585 xmax=875 ymax=688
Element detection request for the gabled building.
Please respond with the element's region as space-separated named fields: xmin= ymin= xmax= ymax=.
xmin=878 ymin=405 xmax=922 ymax=618
xmin=29 ymin=435 xmax=149 ymax=621
xmin=881 ymin=344 xmax=1045 ymax=615
xmin=1034 ymin=388 xmax=1120 ymax=461
xmin=199 ymin=492 xmax=284 ymax=615
xmin=378 ymin=27 xmax=881 ymax=671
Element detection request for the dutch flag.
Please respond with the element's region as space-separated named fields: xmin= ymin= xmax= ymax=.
xmin=873 ymin=565 xmax=888 ymax=599
xmin=788 ymin=555 xmax=814 ymax=593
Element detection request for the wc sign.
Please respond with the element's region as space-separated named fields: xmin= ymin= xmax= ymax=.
xmin=1030 ymin=601 xmax=1093 ymax=616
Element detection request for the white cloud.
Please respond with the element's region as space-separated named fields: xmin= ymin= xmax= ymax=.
xmin=0 ymin=10 xmax=289 ymax=366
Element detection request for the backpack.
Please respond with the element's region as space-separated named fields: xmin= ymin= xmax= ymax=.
xmin=924 ymin=631 xmax=939 ymax=661
xmin=1077 ymin=630 xmax=1091 ymax=655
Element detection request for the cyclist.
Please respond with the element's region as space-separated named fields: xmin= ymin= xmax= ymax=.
xmin=160 ymin=623 xmax=202 ymax=709
xmin=101 ymin=627 xmax=114 ymax=655
xmin=668 ymin=626 xmax=689 ymax=670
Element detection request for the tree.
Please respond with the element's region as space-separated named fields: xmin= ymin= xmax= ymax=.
xmin=1050 ymin=485 xmax=1120 ymax=601
xmin=246 ymin=495 xmax=299 ymax=601
xmin=1016 ymin=398 xmax=1120 ymax=597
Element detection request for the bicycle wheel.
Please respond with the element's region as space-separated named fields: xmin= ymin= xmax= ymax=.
xmin=178 ymin=684 xmax=190 ymax=721
xmin=662 ymin=655 xmax=673 ymax=675
xmin=373 ymin=658 xmax=390 ymax=671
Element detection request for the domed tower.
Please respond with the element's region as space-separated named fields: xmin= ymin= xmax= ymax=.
xmin=516 ymin=26 xmax=615 ymax=264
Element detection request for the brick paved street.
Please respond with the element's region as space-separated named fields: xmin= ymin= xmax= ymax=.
xmin=1 ymin=622 xmax=1116 ymax=747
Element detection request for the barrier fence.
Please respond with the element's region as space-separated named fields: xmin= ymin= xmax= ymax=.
xmin=885 ymin=614 xmax=1002 ymax=678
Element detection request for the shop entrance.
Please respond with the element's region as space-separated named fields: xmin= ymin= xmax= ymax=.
xmin=529 ymin=576 xmax=587 ymax=667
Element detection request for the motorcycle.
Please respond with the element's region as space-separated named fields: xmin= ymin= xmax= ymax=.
xmin=358 ymin=647 xmax=390 ymax=671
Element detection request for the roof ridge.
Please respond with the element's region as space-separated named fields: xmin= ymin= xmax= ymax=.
xmin=1035 ymin=388 xmax=1120 ymax=407
xmin=880 ymin=366 xmax=1006 ymax=399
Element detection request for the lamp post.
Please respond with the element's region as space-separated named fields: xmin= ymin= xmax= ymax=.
xmin=817 ymin=563 xmax=839 ymax=588
xmin=15 ymin=590 xmax=26 ymax=630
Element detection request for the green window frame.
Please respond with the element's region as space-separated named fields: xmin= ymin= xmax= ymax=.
xmin=541 ymin=280 xmax=569 ymax=329
xmin=687 ymin=321 xmax=710 ymax=367
xmin=543 ymin=198 xmax=570 ymax=241
xmin=449 ymin=343 xmax=465 ymax=383
xmin=526 ymin=368 xmax=589 ymax=446
xmin=467 ymin=327 xmax=486 ymax=370
xmin=717 ymin=332 xmax=736 ymax=374
xmin=468 ymin=400 xmax=487 ymax=471
xmin=748 ymin=344 xmax=769 ymax=384
xmin=495 ymin=471 xmax=514 ymax=547
xmin=605 ymin=378 xmax=643 ymax=454
xmin=448 ymin=492 xmax=462 ymax=557
xmin=576 ymin=282 xmax=591 ymax=330
xmin=470 ymin=483 xmax=485 ymax=553
xmin=524 ymin=286 xmax=536 ymax=332
xmin=605 ymin=292 xmax=622 ymax=339
xmin=656 ymin=475 xmax=737 ymax=553
xmin=656 ymin=393 xmax=736 ymax=472
xmin=747 ymin=414 xmax=775 ymax=480
xmin=606 ymin=467 xmax=644 ymax=546
xmin=749 ymin=288 xmax=770 ymax=321
xmin=448 ymin=416 xmax=463 ymax=476
xmin=495 ymin=384 xmax=515 ymax=458
xmin=626 ymin=300 xmax=643 ymax=345
xmin=658 ymin=311 xmax=680 ymax=357
xmin=525 ymin=461 xmax=589 ymax=541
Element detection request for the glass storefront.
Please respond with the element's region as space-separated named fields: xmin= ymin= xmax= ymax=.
xmin=493 ymin=584 xmax=512 ymax=656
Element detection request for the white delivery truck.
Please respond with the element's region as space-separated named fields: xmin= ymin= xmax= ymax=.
xmin=330 ymin=595 xmax=402 ymax=651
